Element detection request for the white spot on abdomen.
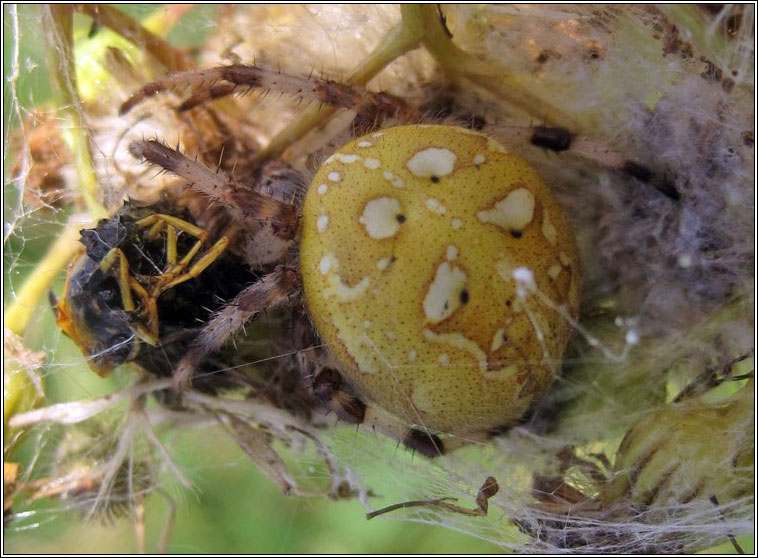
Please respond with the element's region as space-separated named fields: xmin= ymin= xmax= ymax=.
xmin=423 ymin=262 xmax=467 ymax=323
xmin=324 ymin=274 xmax=370 ymax=301
xmin=548 ymin=264 xmax=561 ymax=280
xmin=422 ymin=329 xmax=488 ymax=372
xmin=406 ymin=148 xmax=457 ymax=178
xmin=542 ymin=209 xmax=558 ymax=245
xmin=328 ymin=171 xmax=341 ymax=182
xmin=381 ymin=170 xmax=405 ymax=189
xmin=319 ymin=254 xmax=335 ymax=275
xmin=317 ymin=215 xmax=329 ymax=233
xmin=425 ymin=198 xmax=447 ymax=215
xmin=364 ymin=158 xmax=381 ymax=169
xmin=317 ymin=184 xmax=328 ymax=195
xmin=376 ymin=257 xmax=392 ymax=271
xmin=359 ymin=197 xmax=402 ymax=239
xmin=335 ymin=153 xmax=359 ymax=164
xmin=477 ymin=188 xmax=535 ymax=232
xmin=446 ymin=245 xmax=458 ymax=261
xmin=473 ymin=153 xmax=486 ymax=165
xmin=320 ymin=253 xmax=371 ymax=302
xmin=491 ymin=328 xmax=506 ymax=352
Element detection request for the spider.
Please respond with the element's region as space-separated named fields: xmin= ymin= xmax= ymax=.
xmin=104 ymin=49 xmax=692 ymax=456
xmin=68 ymin=8 xmax=691 ymax=455
xmin=110 ymin=62 xmax=593 ymax=458
xmin=44 ymin=1 xmax=702 ymax=459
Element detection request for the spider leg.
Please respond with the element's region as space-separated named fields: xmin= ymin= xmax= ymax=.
xmin=172 ymin=265 xmax=299 ymax=390
xmin=496 ymin=125 xmax=680 ymax=200
xmin=310 ymin=366 xmax=489 ymax=457
xmin=178 ymin=82 xmax=236 ymax=112
xmin=120 ymin=64 xmax=414 ymax=132
xmin=129 ymin=140 xmax=299 ymax=245
xmin=366 ymin=476 xmax=499 ymax=520
xmin=312 ymin=365 xmax=444 ymax=456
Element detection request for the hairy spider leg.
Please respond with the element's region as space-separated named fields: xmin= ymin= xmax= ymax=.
xmin=495 ymin=124 xmax=680 ymax=200
xmin=311 ymin=366 xmax=491 ymax=457
xmin=172 ymin=265 xmax=300 ymax=390
xmin=121 ymin=63 xmax=677 ymax=199
xmin=129 ymin=140 xmax=299 ymax=246
xmin=119 ymin=65 xmax=413 ymax=129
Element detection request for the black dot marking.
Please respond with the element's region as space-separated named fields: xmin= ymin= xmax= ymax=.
xmin=459 ymin=290 xmax=469 ymax=304
xmin=395 ymin=214 xmax=406 ymax=223
xmin=430 ymin=175 xmax=440 ymax=183
xmin=510 ymin=229 xmax=523 ymax=239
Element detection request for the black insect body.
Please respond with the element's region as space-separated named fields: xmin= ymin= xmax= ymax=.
xmin=54 ymin=200 xmax=259 ymax=388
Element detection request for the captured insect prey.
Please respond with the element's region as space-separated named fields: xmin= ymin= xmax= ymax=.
xmin=51 ymin=197 xmax=315 ymax=409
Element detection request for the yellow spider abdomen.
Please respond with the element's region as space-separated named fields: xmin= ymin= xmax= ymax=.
xmin=300 ymin=125 xmax=580 ymax=434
